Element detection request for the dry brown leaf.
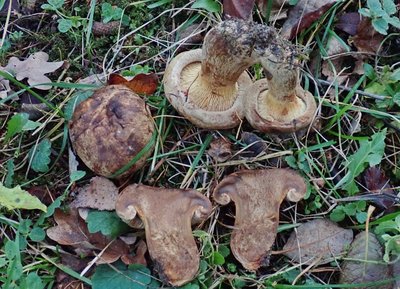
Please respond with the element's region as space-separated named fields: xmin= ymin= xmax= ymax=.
xmin=321 ymin=36 xmax=349 ymax=82
xmin=207 ymin=137 xmax=232 ymax=162
xmin=108 ymin=73 xmax=159 ymax=95
xmin=241 ymin=131 xmax=268 ymax=156
xmin=71 ymin=176 xmax=119 ymax=211
xmin=176 ymin=23 xmax=208 ymax=53
xmin=351 ymin=18 xmax=385 ymax=54
xmin=281 ymin=0 xmax=337 ymax=39
xmin=121 ymin=239 xmax=148 ymax=266
xmin=336 ymin=12 xmax=361 ymax=36
xmin=283 ymin=218 xmax=353 ymax=264
xmin=55 ymin=254 xmax=89 ymax=289
xmin=47 ymin=208 xmax=129 ymax=264
xmin=363 ymin=167 xmax=396 ymax=210
xmin=222 ymin=0 xmax=255 ymax=19
xmin=339 ymin=232 xmax=392 ymax=289
xmin=5 ymin=52 xmax=64 ymax=90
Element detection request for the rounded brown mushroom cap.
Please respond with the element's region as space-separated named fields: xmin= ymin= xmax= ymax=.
xmin=115 ymin=184 xmax=212 ymax=286
xmin=213 ymin=169 xmax=306 ymax=270
xmin=69 ymin=85 xmax=155 ymax=178
xmin=163 ymin=49 xmax=252 ymax=129
xmin=245 ymin=79 xmax=316 ymax=133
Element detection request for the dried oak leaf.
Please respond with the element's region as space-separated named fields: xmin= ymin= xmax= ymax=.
xmin=283 ymin=218 xmax=353 ymax=264
xmin=281 ymin=0 xmax=337 ymax=39
xmin=56 ymin=254 xmax=89 ymax=289
xmin=223 ymin=0 xmax=255 ymax=19
xmin=71 ymin=176 xmax=119 ymax=211
xmin=176 ymin=23 xmax=208 ymax=53
xmin=363 ymin=166 xmax=396 ymax=210
xmin=207 ymin=137 xmax=232 ymax=162
xmin=5 ymin=52 xmax=64 ymax=90
xmin=120 ymin=239 xmax=148 ymax=266
xmin=108 ymin=73 xmax=159 ymax=95
xmin=351 ymin=18 xmax=385 ymax=54
xmin=241 ymin=132 xmax=268 ymax=156
xmin=321 ymin=35 xmax=351 ymax=83
xmin=339 ymin=232 xmax=392 ymax=289
xmin=47 ymin=208 xmax=129 ymax=264
xmin=336 ymin=12 xmax=361 ymax=36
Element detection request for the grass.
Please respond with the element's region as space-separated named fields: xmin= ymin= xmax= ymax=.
xmin=1 ymin=0 xmax=400 ymax=288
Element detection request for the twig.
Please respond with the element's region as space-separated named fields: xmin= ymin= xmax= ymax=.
xmin=317 ymin=79 xmax=387 ymax=100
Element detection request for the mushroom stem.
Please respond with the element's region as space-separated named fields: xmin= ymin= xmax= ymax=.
xmin=185 ymin=20 xmax=259 ymax=111
xmin=259 ymin=58 xmax=307 ymax=122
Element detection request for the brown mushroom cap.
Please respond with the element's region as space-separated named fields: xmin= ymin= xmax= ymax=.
xmin=244 ymin=58 xmax=317 ymax=133
xmin=115 ymin=184 xmax=212 ymax=286
xmin=69 ymin=85 xmax=155 ymax=178
xmin=213 ymin=169 xmax=306 ymax=270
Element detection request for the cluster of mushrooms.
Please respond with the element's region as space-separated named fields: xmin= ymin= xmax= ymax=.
xmin=69 ymin=19 xmax=315 ymax=286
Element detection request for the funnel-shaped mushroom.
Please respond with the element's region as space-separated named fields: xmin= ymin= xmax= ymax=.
xmin=244 ymin=56 xmax=317 ymax=133
xmin=213 ymin=169 xmax=306 ymax=270
xmin=115 ymin=184 xmax=212 ymax=286
xmin=163 ymin=19 xmax=294 ymax=129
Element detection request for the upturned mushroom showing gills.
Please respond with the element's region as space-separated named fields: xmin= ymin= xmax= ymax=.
xmin=213 ymin=169 xmax=306 ymax=270
xmin=163 ymin=19 xmax=294 ymax=129
xmin=115 ymin=184 xmax=212 ymax=286
xmin=244 ymin=55 xmax=317 ymax=133
xmin=69 ymin=85 xmax=155 ymax=178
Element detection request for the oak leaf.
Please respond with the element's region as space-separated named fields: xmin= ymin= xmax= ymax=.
xmin=283 ymin=219 xmax=353 ymax=264
xmin=108 ymin=73 xmax=158 ymax=95
xmin=5 ymin=52 xmax=64 ymax=90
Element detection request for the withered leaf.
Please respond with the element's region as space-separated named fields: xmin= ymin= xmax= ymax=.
xmin=281 ymin=0 xmax=337 ymax=39
xmin=222 ymin=0 xmax=255 ymax=19
xmin=363 ymin=167 xmax=396 ymax=210
xmin=339 ymin=232 xmax=392 ymax=289
xmin=283 ymin=219 xmax=353 ymax=264
xmin=207 ymin=137 xmax=232 ymax=162
xmin=241 ymin=131 xmax=268 ymax=156
xmin=176 ymin=23 xmax=208 ymax=53
xmin=108 ymin=73 xmax=159 ymax=95
xmin=336 ymin=12 xmax=361 ymax=36
xmin=56 ymin=254 xmax=89 ymax=289
xmin=351 ymin=18 xmax=385 ymax=54
xmin=121 ymin=239 xmax=148 ymax=266
xmin=5 ymin=52 xmax=64 ymax=90
xmin=47 ymin=208 xmax=129 ymax=264
xmin=71 ymin=176 xmax=119 ymax=211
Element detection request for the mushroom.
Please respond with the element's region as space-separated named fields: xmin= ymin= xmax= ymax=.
xmin=213 ymin=169 xmax=306 ymax=270
xmin=115 ymin=184 xmax=212 ymax=286
xmin=244 ymin=55 xmax=317 ymax=133
xmin=69 ymin=85 xmax=155 ymax=178
xmin=163 ymin=19 xmax=295 ymax=129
